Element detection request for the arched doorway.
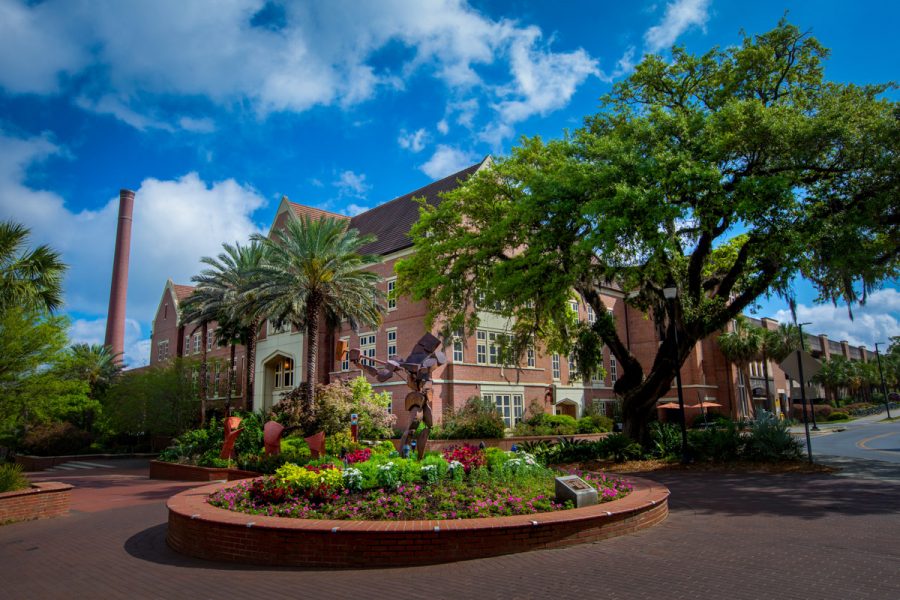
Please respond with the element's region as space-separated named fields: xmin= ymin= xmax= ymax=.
xmin=556 ymin=399 xmax=577 ymax=418
xmin=261 ymin=352 xmax=296 ymax=412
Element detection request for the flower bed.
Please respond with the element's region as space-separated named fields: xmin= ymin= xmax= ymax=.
xmin=207 ymin=445 xmax=632 ymax=521
xmin=167 ymin=475 xmax=668 ymax=567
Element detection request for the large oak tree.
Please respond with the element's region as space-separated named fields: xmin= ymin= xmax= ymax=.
xmin=397 ymin=21 xmax=899 ymax=442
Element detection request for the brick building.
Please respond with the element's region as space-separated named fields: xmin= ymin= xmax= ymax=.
xmin=149 ymin=159 xmax=871 ymax=428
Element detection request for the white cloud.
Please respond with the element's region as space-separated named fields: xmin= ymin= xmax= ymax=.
xmin=334 ymin=170 xmax=370 ymax=199
xmin=420 ymin=145 xmax=479 ymax=179
xmin=343 ymin=204 xmax=370 ymax=217
xmin=0 ymin=0 xmax=599 ymax=138
xmin=771 ymin=288 xmax=900 ymax=349
xmin=436 ymin=119 xmax=449 ymax=135
xmin=644 ymin=0 xmax=710 ymax=53
xmin=398 ymin=128 xmax=429 ymax=153
xmin=482 ymin=27 xmax=598 ymax=146
xmin=69 ymin=317 xmax=150 ymax=367
xmin=599 ymin=46 xmax=637 ymax=82
xmin=0 ymin=130 xmax=267 ymax=332
xmin=178 ymin=116 xmax=216 ymax=133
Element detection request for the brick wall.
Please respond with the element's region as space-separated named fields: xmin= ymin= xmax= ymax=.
xmin=0 ymin=482 xmax=72 ymax=524
xmin=166 ymin=476 xmax=669 ymax=567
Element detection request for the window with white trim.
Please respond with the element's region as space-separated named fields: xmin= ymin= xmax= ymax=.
xmin=268 ymin=320 xmax=289 ymax=335
xmin=527 ymin=346 xmax=535 ymax=368
xmin=387 ymin=329 xmax=397 ymax=358
xmin=360 ymin=333 xmax=377 ymax=361
xmin=274 ymin=358 xmax=294 ymax=389
xmin=568 ymin=353 xmax=577 ymax=375
xmin=552 ymin=353 xmax=560 ymax=379
xmin=452 ymin=336 xmax=464 ymax=362
xmin=609 ymin=352 xmax=618 ymax=384
xmin=475 ymin=330 xmax=502 ymax=365
xmin=587 ymin=305 xmax=596 ymax=324
xmin=483 ymin=393 xmax=524 ymax=428
xmin=340 ymin=337 xmax=350 ymax=371
xmin=184 ymin=334 xmax=190 ymax=355
xmin=193 ymin=333 xmax=201 ymax=353
xmin=387 ymin=278 xmax=397 ymax=310
xmin=207 ymin=329 xmax=214 ymax=351
xmin=569 ymin=300 xmax=579 ymax=318
xmin=157 ymin=340 xmax=169 ymax=361
xmin=213 ymin=363 xmax=221 ymax=396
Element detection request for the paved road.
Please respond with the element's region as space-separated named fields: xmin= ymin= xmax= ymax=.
xmin=1 ymin=460 xmax=898 ymax=599
xmin=809 ymin=416 xmax=900 ymax=463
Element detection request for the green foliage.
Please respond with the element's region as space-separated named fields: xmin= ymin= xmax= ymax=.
xmin=397 ymin=19 xmax=899 ymax=442
xmin=19 ymin=422 xmax=93 ymax=456
xmin=514 ymin=413 xmax=578 ymax=436
xmin=347 ymin=376 xmax=397 ymax=439
xmin=649 ymin=422 xmax=682 ymax=459
xmin=602 ymin=434 xmax=644 ymax=463
xmin=252 ymin=215 xmax=384 ymax=408
xmin=157 ymin=417 xmax=224 ymax=464
xmin=743 ymin=419 xmax=802 ymax=462
xmin=545 ymin=438 xmax=599 ymax=464
xmin=484 ymin=446 xmax=511 ymax=471
xmin=0 ymin=220 xmax=65 ymax=314
xmin=431 ymin=396 xmax=506 ymax=439
xmin=101 ymin=359 xmax=198 ymax=439
xmin=0 ymin=463 xmax=29 ymax=493
xmin=232 ymin=411 xmax=264 ymax=457
xmin=325 ymin=430 xmax=359 ymax=456
xmin=577 ymin=414 xmax=613 ymax=433
xmin=827 ymin=412 xmax=850 ymax=421
xmin=688 ymin=422 xmax=743 ymax=462
xmin=274 ymin=379 xmax=395 ymax=438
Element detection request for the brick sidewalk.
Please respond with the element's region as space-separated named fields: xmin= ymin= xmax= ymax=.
xmin=1 ymin=468 xmax=898 ymax=599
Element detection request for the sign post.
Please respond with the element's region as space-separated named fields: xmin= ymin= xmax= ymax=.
xmin=780 ymin=350 xmax=821 ymax=464
xmin=350 ymin=413 xmax=359 ymax=443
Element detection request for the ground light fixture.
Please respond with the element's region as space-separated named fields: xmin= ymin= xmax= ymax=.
xmin=662 ymin=284 xmax=690 ymax=464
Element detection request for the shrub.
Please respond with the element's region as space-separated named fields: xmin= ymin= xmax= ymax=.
xmin=514 ymin=413 xmax=578 ymax=436
xmin=546 ymin=438 xmax=600 ymax=463
xmin=602 ymin=434 xmax=644 ymax=463
xmin=432 ymin=397 xmax=506 ymax=439
xmin=649 ymin=422 xmax=682 ymax=459
xmin=744 ymin=419 xmax=802 ymax=462
xmin=0 ymin=463 xmax=29 ymax=493
xmin=158 ymin=418 xmax=224 ymax=463
xmin=232 ymin=411 xmax=264 ymax=457
xmin=688 ymin=422 xmax=742 ymax=462
xmin=827 ymin=412 xmax=850 ymax=421
xmin=371 ymin=440 xmax=396 ymax=455
xmin=19 ymin=422 xmax=94 ymax=456
xmin=325 ymin=431 xmax=359 ymax=456
xmin=577 ymin=414 xmax=613 ymax=433
xmin=792 ymin=403 xmax=833 ymax=421
xmin=237 ymin=450 xmax=309 ymax=474
xmin=345 ymin=448 xmax=371 ymax=464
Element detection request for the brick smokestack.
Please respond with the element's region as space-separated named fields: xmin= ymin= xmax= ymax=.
xmin=104 ymin=189 xmax=135 ymax=362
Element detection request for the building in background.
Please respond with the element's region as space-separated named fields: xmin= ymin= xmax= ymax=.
xmin=149 ymin=160 xmax=872 ymax=428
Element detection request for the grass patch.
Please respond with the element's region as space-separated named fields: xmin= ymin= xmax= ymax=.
xmin=0 ymin=463 xmax=30 ymax=493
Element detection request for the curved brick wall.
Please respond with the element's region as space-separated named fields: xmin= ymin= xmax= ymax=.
xmin=167 ymin=476 xmax=669 ymax=568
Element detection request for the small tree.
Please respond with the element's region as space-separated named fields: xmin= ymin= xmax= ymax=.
xmin=717 ymin=317 xmax=762 ymax=420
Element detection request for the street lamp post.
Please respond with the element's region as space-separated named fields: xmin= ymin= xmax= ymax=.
xmin=795 ymin=321 xmax=814 ymax=463
xmin=663 ymin=285 xmax=690 ymax=464
xmin=874 ymin=343 xmax=893 ymax=420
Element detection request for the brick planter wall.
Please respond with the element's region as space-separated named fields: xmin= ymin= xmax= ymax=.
xmin=167 ymin=476 xmax=668 ymax=568
xmin=0 ymin=482 xmax=72 ymax=525
xmin=149 ymin=460 xmax=258 ymax=482
xmin=16 ymin=453 xmax=158 ymax=472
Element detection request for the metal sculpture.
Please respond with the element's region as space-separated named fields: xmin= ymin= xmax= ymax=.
xmin=263 ymin=420 xmax=285 ymax=456
xmin=220 ymin=416 xmax=243 ymax=460
xmin=347 ymin=332 xmax=446 ymax=459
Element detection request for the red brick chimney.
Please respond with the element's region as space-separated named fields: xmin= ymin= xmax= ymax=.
xmin=104 ymin=189 xmax=135 ymax=362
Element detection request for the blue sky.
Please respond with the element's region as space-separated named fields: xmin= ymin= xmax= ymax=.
xmin=1 ymin=0 xmax=897 ymax=365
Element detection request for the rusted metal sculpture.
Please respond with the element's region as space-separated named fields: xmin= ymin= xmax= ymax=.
xmin=220 ymin=416 xmax=243 ymax=460
xmin=348 ymin=332 xmax=446 ymax=459
xmin=263 ymin=420 xmax=285 ymax=456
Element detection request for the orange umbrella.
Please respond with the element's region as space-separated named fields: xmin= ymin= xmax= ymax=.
xmin=657 ymin=402 xmax=681 ymax=409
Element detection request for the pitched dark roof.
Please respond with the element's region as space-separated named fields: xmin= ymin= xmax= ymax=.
xmin=349 ymin=158 xmax=487 ymax=255
xmin=290 ymin=203 xmax=349 ymax=222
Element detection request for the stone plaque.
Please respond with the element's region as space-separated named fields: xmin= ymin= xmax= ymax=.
xmin=554 ymin=475 xmax=598 ymax=508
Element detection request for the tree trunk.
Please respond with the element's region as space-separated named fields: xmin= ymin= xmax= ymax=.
xmin=741 ymin=364 xmax=755 ymax=421
xmin=762 ymin=353 xmax=773 ymax=413
xmin=245 ymin=319 xmax=258 ymax=412
xmin=200 ymin=322 xmax=208 ymax=425
xmin=304 ymin=295 xmax=321 ymax=413
xmin=226 ymin=342 xmax=236 ymax=416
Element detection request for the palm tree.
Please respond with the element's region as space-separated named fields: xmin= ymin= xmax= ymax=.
xmin=0 ymin=220 xmax=66 ymax=313
xmin=67 ymin=343 xmax=123 ymax=399
xmin=252 ymin=216 xmax=383 ymax=411
xmin=760 ymin=324 xmax=801 ymax=413
xmin=193 ymin=241 xmax=268 ymax=412
xmin=717 ymin=316 xmax=762 ymax=421
xmin=180 ymin=288 xmax=219 ymax=425
xmin=815 ymin=356 xmax=850 ymax=404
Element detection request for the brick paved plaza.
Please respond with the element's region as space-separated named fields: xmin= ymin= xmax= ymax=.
xmin=2 ymin=461 xmax=898 ymax=600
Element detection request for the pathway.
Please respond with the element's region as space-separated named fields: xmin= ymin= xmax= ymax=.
xmin=1 ymin=460 xmax=897 ymax=598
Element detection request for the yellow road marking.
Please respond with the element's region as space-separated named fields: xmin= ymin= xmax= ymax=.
xmin=856 ymin=431 xmax=899 ymax=456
